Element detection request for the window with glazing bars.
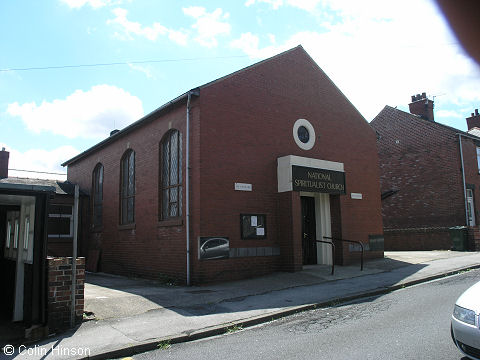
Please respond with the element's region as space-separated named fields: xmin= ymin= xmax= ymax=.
xmin=120 ymin=150 xmax=135 ymax=224
xmin=160 ymin=130 xmax=182 ymax=219
xmin=92 ymin=163 xmax=104 ymax=228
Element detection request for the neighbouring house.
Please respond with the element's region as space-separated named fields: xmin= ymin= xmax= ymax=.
xmin=0 ymin=148 xmax=86 ymax=343
xmin=371 ymin=93 xmax=480 ymax=251
xmin=63 ymin=45 xmax=384 ymax=285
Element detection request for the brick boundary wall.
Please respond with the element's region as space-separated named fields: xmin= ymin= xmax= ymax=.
xmin=383 ymin=228 xmax=452 ymax=251
xmin=468 ymin=227 xmax=480 ymax=251
xmin=47 ymin=257 xmax=85 ymax=333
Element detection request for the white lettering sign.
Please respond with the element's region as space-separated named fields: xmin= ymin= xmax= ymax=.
xmin=235 ymin=183 xmax=252 ymax=191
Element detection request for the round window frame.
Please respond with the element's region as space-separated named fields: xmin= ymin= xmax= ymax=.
xmin=293 ymin=119 xmax=316 ymax=150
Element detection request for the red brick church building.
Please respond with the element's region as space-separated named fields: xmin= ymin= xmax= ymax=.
xmin=63 ymin=46 xmax=384 ymax=284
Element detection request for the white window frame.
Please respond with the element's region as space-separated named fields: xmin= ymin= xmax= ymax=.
xmin=477 ymin=147 xmax=480 ymax=174
xmin=13 ymin=219 xmax=19 ymax=248
xmin=6 ymin=221 xmax=11 ymax=248
xmin=467 ymin=189 xmax=476 ymax=226
xmin=23 ymin=217 xmax=30 ymax=250
xmin=48 ymin=205 xmax=74 ymax=238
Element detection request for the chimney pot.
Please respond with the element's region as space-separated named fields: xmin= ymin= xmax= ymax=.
xmin=409 ymin=92 xmax=434 ymax=121
xmin=466 ymin=109 xmax=480 ymax=130
xmin=0 ymin=148 xmax=9 ymax=179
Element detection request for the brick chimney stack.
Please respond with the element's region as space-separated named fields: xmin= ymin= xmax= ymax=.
xmin=466 ymin=109 xmax=480 ymax=130
xmin=408 ymin=92 xmax=434 ymax=121
xmin=0 ymin=147 xmax=9 ymax=179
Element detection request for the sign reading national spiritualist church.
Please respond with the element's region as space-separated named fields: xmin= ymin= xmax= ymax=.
xmin=292 ymin=165 xmax=346 ymax=194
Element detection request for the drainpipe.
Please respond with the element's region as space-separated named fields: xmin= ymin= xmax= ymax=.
xmin=457 ymin=134 xmax=469 ymax=226
xmin=71 ymin=184 xmax=79 ymax=327
xmin=186 ymin=89 xmax=199 ymax=286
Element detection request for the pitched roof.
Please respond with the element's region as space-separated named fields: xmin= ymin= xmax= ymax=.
xmin=373 ymin=105 xmax=480 ymax=140
xmin=468 ymin=127 xmax=480 ymax=138
xmin=0 ymin=177 xmax=80 ymax=195
xmin=62 ymin=45 xmax=312 ymax=167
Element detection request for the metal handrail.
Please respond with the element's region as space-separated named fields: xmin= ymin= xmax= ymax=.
xmin=314 ymin=240 xmax=335 ymax=275
xmin=323 ymin=236 xmax=364 ymax=271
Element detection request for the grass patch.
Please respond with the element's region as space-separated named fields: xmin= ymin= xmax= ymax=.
xmin=157 ymin=340 xmax=171 ymax=350
xmin=226 ymin=324 xmax=243 ymax=333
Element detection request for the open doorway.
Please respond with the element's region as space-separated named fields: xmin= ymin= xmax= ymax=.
xmin=301 ymin=193 xmax=333 ymax=266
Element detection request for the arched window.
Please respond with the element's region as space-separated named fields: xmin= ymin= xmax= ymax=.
xmin=160 ymin=130 xmax=182 ymax=219
xmin=120 ymin=150 xmax=135 ymax=224
xmin=92 ymin=163 xmax=104 ymax=228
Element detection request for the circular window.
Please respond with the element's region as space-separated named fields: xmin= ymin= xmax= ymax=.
xmin=293 ymin=119 xmax=315 ymax=150
xmin=297 ymin=126 xmax=310 ymax=143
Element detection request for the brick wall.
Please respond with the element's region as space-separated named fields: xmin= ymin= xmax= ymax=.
xmin=47 ymin=257 xmax=85 ymax=333
xmin=384 ymin=228 xmax=451 ymax=250
xmin=371 ymin=106 xmax=480 ymax=250
xmin=468 ymin=227 xmax=480 ymax=251
xmin=66 ymin=47 xmax=383 ymax=284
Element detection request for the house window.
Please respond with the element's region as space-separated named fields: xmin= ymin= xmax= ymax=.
xmin=120 ymin=150 xmax=135 ymax=224
xmin=13 ymin=219 xmax=19 ymax=248
xmin=24 ymin=217 xmax=30 ymax=250
xmin=48 ymin=205 xmax=73 ymax=238
xmin=92 ymin=163 xmax=104 ymax=228
xmin=467 ymin=189 xmax=476 ymax=226
xmin=160 ymin=130 xmax=182 ymax=219
xmin=477 ymin=147 xmax=480 ymax=173
xmin=6 ymin=221 xmax=11 ymax=248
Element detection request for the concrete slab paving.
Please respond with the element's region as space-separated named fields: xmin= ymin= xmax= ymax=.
xmin=3 ymin=251 xmax=480 ymax=360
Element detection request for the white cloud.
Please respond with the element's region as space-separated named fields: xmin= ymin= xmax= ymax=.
xmin=232 ymin=0 xmax=480 ymax=121
xmin=286 ymin=0 xmax=321 ymax=12
xmin=128 ymin=63 xmax=154 ymax=78
xmin=182 ymin=7 xmax=231 ymax=48
xmin=108 ymin=8 xmax=188 ymax=45
xmin=7 ymin=85 xmax=144 ymax=139
xmin=230 ymin=32 xmax=283 ymax=58
xmin=435 ymin=109 xmax=463 ymax=119
xmin=60 ymin=0 xmax=118 ymax=9
xmin=1 ymin=143 xmax=79 ymax=180
xmin=245 ymin=0 xmax=284 ymax=10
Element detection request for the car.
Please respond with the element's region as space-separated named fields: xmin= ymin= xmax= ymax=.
xmin=451 ymin=280 xmax=480 ymax=359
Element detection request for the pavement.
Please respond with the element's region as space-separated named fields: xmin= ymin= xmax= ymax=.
xmin=3 ymin=250 xmax=480 ymax=360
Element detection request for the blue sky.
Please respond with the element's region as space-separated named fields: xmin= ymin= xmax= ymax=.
xmin=1 ymin=0 xmax=479 ymax=179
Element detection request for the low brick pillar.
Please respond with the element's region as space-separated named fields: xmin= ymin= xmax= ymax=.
xmin=468 ymin=227 xmax=480 ymax=251
xmin=47 ymin=257 xmax=85 ymax=333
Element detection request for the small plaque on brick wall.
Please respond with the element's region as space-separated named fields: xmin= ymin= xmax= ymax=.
xmin=235 ymin=183 xmax=252 ymax=191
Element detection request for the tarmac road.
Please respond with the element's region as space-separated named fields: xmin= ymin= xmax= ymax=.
xmin=129 ymin=269 xmax=480 ymax=360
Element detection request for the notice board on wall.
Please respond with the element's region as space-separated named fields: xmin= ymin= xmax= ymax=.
xmin=240 ymin=214 xmax=266 ymax=239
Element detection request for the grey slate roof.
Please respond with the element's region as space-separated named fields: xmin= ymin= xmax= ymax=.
xmin=0 ymin=177 xmax=79 ymax=195
xmin=468 ymin=127 xmax=480 ymax=138
xmin=373 ymin=105 xmax=480 ymax=140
